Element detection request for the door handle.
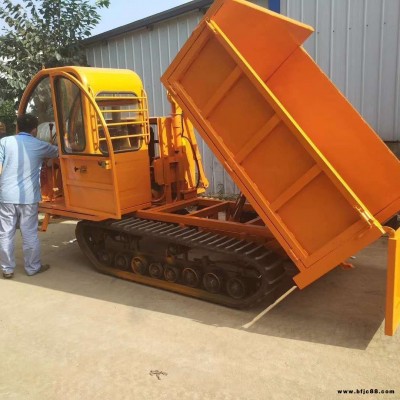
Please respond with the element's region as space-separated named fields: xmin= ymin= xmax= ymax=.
xmin=98 ymin=160 xmax=111 ymax=170
xmin=74 ymin=166 xmax=87 ymax=173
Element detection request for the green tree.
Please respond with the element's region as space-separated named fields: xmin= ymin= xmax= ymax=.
xmin=0 ymin=99 xmax=16 ymax=132
xmin=0 ymin=0 xmax=110 ymax=102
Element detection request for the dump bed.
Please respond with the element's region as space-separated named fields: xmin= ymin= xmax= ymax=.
xmin=161 ymin=0 xmax=400 ymax=289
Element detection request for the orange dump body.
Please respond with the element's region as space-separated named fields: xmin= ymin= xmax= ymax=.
xmin=162 ymin=0 xmax=400 ymax=294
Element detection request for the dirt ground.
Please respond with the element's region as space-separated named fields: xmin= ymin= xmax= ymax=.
xmin=0 ymin=219 xmax=399 ymax=400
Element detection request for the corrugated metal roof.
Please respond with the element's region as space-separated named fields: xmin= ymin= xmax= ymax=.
xmin=84 ymin=0 xmax=213 ymax=45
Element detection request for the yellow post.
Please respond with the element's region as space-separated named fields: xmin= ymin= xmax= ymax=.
xmin=384 ymin=227 xmax=400 ymax=335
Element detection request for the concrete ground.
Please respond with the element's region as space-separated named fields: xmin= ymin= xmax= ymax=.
xmin=0 ymin=220 xmax=399 ymax=400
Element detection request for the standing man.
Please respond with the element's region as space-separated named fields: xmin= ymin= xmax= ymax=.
xmin=0 ymin=114 xmax=58 ymax=278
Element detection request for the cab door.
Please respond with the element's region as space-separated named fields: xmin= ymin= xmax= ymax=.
xmin=52 ymin=73 xmax=122 ymax=219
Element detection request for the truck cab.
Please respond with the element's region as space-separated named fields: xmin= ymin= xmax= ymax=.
xmin=19 ymin=67 xmax=153 ymax=220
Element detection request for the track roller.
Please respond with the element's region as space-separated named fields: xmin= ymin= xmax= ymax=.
xmin=115 ymin=252 xmax=130 ymax=271
xmin=148 ymin=262 xmax=164 ymax=279
xmin=182 ymin=267 xmax=201 ymax=288
xmin=164 ymin=265 xmax=180 ymax=282
xmin=203 ymin=271 xmax=222 ymax=294
xmin=131 ymin=256 xmax=148 ymax=275
xmin=226 ymin=276 xmax=247 ymax=299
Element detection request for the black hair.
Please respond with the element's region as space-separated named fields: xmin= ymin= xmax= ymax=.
xmin=17 ymin=114 xmax=39 ymax=133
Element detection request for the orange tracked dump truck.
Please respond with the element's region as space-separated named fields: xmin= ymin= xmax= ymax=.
xmin=19 ymin=0 xmax=400 ymax=335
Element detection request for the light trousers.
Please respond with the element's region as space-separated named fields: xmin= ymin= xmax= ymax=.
xmin=0 ymin=203 xmax=41 ymax=275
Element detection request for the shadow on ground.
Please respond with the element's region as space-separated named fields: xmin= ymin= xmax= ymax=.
xmin=11 ymin=220 xmax=387 ymax=350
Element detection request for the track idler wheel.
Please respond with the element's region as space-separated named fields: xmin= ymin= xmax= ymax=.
xmin=203 ymin=271 xmax=222 ymax=294
xmin=164 ymin=265 xmax=180 ymax=283
xmin=131 ymin=256 xmax=148 ymax=275
xmin=226 ymin=277 xmax=247 ymax=299
xmin=115 ymin=252 xmax=130 ymax=271
xmin=148 ymin=263 xmax=164 ymax=279
xmin=182 ymin=267 xmax=201 ymax=288
xmin=97 ymin=249 xmax=113 ymax=266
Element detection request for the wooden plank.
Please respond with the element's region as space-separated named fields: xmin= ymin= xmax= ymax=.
xmin=245 ymin=216 xmax=262 ymax=225
xmin=190 ymin=201 xmax=229 ymax=217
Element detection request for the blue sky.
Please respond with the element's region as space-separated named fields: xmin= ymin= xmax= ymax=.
xmin=91 ymin=0 xmax=192 ymax=36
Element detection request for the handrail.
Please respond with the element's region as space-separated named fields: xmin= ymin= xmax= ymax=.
xmin=99 ymin=133 xmax=148 ymax=141
xmin=103 ymin=120 xmax=144 ymax=127
xmin=99 ymin=108 xmax=147 ymax=113
xmin=95 ymin=96 xmax=146 ymax=101
xmin=95 ymin=90 xmax=151 ymax=148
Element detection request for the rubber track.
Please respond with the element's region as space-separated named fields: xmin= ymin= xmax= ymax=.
xmin=76 ymin=217 xmax=289 ymax=308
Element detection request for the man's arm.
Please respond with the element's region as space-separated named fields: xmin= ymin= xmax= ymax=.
xmin=42 ymin=142 xmax=59 ymax=159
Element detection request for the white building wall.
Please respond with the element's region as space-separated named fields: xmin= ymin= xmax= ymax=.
xmin=281 ymin=0 xmax=400 ymax=142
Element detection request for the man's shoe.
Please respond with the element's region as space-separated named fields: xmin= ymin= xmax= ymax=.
xmin=31 ymin=264 xmax=50 ymax=276
xmin=3 ymin=272 xmax=14 ymax=279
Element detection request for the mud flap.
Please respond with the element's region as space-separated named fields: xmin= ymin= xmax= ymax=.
xmin=385 ymin=227 xmax=400 ymax=336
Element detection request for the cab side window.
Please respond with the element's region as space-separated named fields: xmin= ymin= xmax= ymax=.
xmin=24 ymin=76 xmax=57 ymax=144
xmin=55 ymin=77 xmax=86 ymax=153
